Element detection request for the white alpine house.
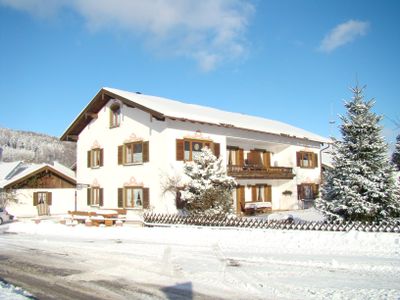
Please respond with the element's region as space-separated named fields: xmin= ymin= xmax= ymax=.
xmin=60 ymin=87 xmax=329 ymax=216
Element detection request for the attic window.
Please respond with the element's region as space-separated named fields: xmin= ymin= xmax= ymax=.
xmin=110 ymin=103 xmax=121 ymax=128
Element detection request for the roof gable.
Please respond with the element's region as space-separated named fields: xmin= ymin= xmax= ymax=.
xmin=1 ymin=163 xmax=76 ymax=189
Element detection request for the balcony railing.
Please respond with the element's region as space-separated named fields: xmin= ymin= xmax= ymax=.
xmin=227 ymin=164 xmax=295 ymax=179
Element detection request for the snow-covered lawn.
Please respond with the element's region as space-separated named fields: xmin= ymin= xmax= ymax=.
xmin=0 ymin=279 xmax=33 ymax=300
xmin=1 ymin=220 xmax=400 ymax=299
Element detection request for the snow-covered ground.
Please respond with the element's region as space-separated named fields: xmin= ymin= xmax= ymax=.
xmin=1 ymin=220 xmax=399 ymax=299
xmin=0 ymin=279 xmax=33 ymax=300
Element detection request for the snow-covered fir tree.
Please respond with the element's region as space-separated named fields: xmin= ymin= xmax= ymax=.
xmin=317 ymin=86 xmax=400 ymax=222
xmin=181 ymin=148 xmax=236 ymax=216
xmin=392 ymin=133 xmax=400 ymax=171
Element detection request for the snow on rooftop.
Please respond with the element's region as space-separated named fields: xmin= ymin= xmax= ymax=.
xmin=0 ymin=161 xmax=22 ymax=181
xmin=0 ymin=162 xmax=75 ymax=188
xmin=105 ymin=87 xmax=330 ymax=143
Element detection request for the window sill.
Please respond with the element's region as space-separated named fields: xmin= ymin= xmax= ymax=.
xmin=123 ymin=207 xmax=143 ymax=210
xmin=109 ymin=125 xmax=120 ymax=129
xmin=123 ymin=162 xmax=144 ymax=166
xmin=90 ymin=166 xmax=101 ymax=169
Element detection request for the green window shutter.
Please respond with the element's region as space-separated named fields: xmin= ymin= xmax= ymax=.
xmin=118 ymin=188 xmax=124 ymax=208
xmin=33 ymin=192 xmax=38 ymax=206
xmin=47 ymin=192 xmax=52 ymax=205
xmin=87 ymin=188 xmax=91 ymax=206
xmin=143 ymin=188 xmax=150 ymax=209
xmin=176 ymin=139 xmax=184 ymax=161
xmin=118 ymin=145 xmax=123 ymax=165
xmin=143 ymin=141 xmax=149 ymax=162
xmin=99 ymin=188 xmax=104 ymax=207
xmin=87 ymin=150 xmax=91 ymax=168
xmin=213 ymin=143 xmax=220 ymax=158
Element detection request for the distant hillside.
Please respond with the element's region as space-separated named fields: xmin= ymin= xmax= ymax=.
xmin=0 ymin=127 xmax=76 ymax=167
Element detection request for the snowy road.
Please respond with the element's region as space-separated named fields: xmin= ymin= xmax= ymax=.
xmin=0 ymin=221 xmax=400 ymax=299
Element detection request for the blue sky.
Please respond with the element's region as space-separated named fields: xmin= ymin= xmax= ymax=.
xmin=0 ymin=0 xmax=399 ymax=150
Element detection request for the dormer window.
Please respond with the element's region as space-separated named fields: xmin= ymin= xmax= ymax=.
xmin=110 ymin=103 xmax=121 ymax=128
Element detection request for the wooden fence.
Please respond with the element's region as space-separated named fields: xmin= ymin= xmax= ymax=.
xmin=143 ymin=213 xmax=400 ymax=233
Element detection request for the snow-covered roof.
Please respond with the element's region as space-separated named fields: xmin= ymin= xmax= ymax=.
xmin=0 ymin=161 xmax=22 ymax=181
xmin=0 ymin=162 xmax=76 ymax=188
xmin=61 ymin=87 xmax=329 ymax=144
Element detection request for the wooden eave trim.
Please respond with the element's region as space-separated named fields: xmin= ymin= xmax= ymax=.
xmin=166 ymin=116 xmax=325 ymax=145
xmin=3 ymin=166 xmax=76 ymax=189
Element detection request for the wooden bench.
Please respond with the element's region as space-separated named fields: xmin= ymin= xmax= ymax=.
xmin=68 ymin=210 xmax=126 ymax=227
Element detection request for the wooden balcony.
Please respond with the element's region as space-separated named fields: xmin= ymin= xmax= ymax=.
xmin=227 ymin=164 xmax=295 ymax=179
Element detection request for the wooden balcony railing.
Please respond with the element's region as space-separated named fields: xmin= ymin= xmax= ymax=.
xmin=227 ymin=164 xmax=295 ymax=179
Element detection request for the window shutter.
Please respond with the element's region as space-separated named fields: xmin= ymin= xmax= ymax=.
xmin=263 ymin=152 xmax=271 ymax=168
xmin=312 ymin=184 xmax=319 ymax=199
xmin=236 ymin=186 xmax=245 ymax=213
xmin=47 ymin=192 xmax=52 ymax=205
xmin=213 ymin=143 xmax=220 ymax=158
xmin=118 ymin=145 xmax=123 ymax=165
xmin=87 ymin=150 xmax=91 ymax=168
xmin=296 ymin=152 xmax=301 ymax=167
xmin=143 ymin=141 xmax=149 ymax=162
xmin=176 ymin=139 xmax=184 ymax=161
xmin=118 ymin=188 xmax=124 ymax=208
xmin=297 ymin=185 xmax=302 ymax=200
xmin=100 ymin=149 xmax=104 ymax=166
xmin=87 ymin=188 xmax=91 ymax=206
xmin=33 ymin=192 xmax=38 ymax=206
xmin=264 ymin=185 xmax=272 ymax=202
xmin=314 ymin=153 xmax=318 ymax=168
xmin=238 ymin=149 xmax=244 ymax=166
xmin=143 ymin=188 xmax=150 ymax=209
xmin=99 ymin=188 xmax=104 ymax=206
xmin=251 ymin=186 xmax=257 ymax=202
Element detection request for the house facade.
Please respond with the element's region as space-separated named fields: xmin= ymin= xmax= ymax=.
xmin=61 ymin=88 xmax=328 ymax=216
xmin=0 ymin=161 xmax=77 ymax=217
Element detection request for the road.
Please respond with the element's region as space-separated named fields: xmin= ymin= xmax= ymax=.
xmin=0 ymin=222 xmax=399 ymax=299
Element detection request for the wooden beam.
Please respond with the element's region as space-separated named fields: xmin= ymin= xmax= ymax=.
xmin=67 ymin=135 xmax=79 ymax=141
xmin=85 ymin=112 xmax=98 ymax=119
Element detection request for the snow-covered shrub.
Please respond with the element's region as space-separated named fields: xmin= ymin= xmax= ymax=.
xmin=181 ymin=148 xmax=236 ymax=216
xmin=316 ymin=86 xmax=400 ymax=222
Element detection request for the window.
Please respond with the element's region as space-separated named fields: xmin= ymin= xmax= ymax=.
xmin=118 ymin=187 xmax=150 ymax=209
xmin=87 ymin=148 xmax=103 ymax=168
xmin=297 ymin=151 xmax=318 ymax=168
xmin=87 ymin=187 xmax=103 ymax=206
xmin=227 ymin=147 xmax=244 ymax=166
xmin=33 ymin=192 xmax=52 ymax=206
xmin=297 ymin=184 xmax=319 ymax=200
xmin=251 ymin=185 xmax=272 ymax=202
xmin=176 ymin=139 xmax=220 ymax=161
xmin=125 ymin=187 xmax=143 ymax=208
xmin=110 ymin=103 xmax=121 ymax=128
xmin=118 ymin=141 xmax=149 ymax=165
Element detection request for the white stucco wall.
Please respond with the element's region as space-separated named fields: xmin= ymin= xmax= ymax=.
xmin=76 ymin=99 xmax=323 ymax=215
xmin=6 ymin=188 xmax=77 ymax=218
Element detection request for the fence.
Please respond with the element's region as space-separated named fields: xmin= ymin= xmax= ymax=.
xmin=143 ymin=212 xmax=400 ymax=233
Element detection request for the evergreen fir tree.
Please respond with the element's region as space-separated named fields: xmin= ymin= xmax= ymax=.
xmin=317 ymin=86 xmax=400 ymax=222
xmin=181 ymin=148 xmax=236 ymax=216
xmin=391 ymin=133 xmax=400 ymax=171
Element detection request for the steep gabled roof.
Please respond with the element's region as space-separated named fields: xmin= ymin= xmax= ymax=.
xmin=61 ymin=87 xmax=329 ymax=144
xmin=0 ymin=162 xmax=76 ymax=189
